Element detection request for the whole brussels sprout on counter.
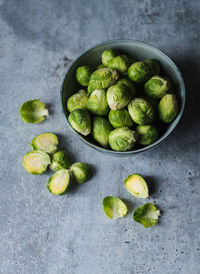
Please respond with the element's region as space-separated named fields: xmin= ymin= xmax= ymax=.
xmin=70 ymin=162 xmax=92 ymax=184
xmin=144 ymin=76 xmax=171 ymax=99
xmin=102 ymin=49 xmax=119 ymax=66
xmin=109 ymin=127 xmax=137 ymax=151
xmin=108 ymin=109 xmax=134 ymax=128
xmin=67 ymin=90 xmax=89 ymax=112
xmin=76 ymin=66 xmax=93 ymax=86
xmin=68 ymin=109 xmax=91 ymax=136
xmin=50 ymin=150 xmax=72 ymax=171
xmin=158 ymin=94 xmax=179 ymax=123
xmin=87 ymin=89 xmax=109 ymax=116
xmin=136 ymin=124 xmax=159 ymax=145
xmin=93 ymin=116 xmax=113 ymax=148
xmin=107 ymin=55 xmax=136 ymax=75
xmin=117 ymin=78 xmax=136 ymax=96
xmin=107 ymin=83 xmax=132 ymax=110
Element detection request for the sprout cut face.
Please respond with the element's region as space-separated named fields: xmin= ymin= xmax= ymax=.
xmin=158 ymin=94 xmax=179 ymax=123
xmin=108 ymin=109 xmax=134 ymax=128
xmin=128 ymin=61 xmax=151 ymax=83
xmin=50 ymin=150 xmax=71 ymax=171
xmin=93 ymin=116 xmax=113 ymax=148
xmin=76 ymin=66 xmax=93 ymax=86
xmin=117 ymin=78 xmax=136 ymax=96
xmin=47 ymin=169 xmax=71 ymax=195
xmin=136 ymin=124 xmax=159 ymax=145
xmin=68 ymin=109 xmax=91 ymax=136
xmin=109 ymin=127 xmax=137 ymax=151
xmin=23 ymin=150 xmax=51 ymax=175
xmin=144 ymin=76 xmax=171 ymax=99
xmin=20 ymin=99 xmax=49 ymax=123
xmin=87 ymin=89 xmax=109 ymax=116
xmin=70 ymin=162 xmax=92 ymax=184
xmin=102 ymin=49 xmax=119 ymax=66
xmin=107 ymin=55 xmax=134 ymax=75
xmin=133 ymin=203 xmax=161 ymax=227
xmin=67 ymin=90 xmax=89 ymax=112
xmin=31 ymin=133 xmax=58 ymax=154
xmin=107 ymin=84 xmax=132 ymax=110
xmin=103 ymin=196 xmax=128 ymax=219
xmin=124 ymin=174 xmax=149 ymax=198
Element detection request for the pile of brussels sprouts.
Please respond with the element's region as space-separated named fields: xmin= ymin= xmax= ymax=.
xmin=67 ymin=49 xmax=179 ymax=151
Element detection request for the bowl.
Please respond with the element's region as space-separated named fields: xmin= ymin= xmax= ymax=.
xmin=61 ymin=40 xmax=185 ymax=155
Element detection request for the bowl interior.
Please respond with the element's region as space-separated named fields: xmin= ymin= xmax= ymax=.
xmin=61 ymin=40 xmax=185 ymax=155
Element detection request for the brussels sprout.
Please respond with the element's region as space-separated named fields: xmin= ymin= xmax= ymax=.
xmin=124 ymin=174 xmax=149 ymax=198
xmin=158 ymin=94 xmax=179 ymax=123
xmin=88 ymin=68 xmax=119 ymax=94
xmin=144 ymin=59 xmax=160 ymax=75
xmin=136 ymin=124 xmax=159 ymax=145
xmin=107 ymin=84 xmax=132 ymax=110
xmin=102 ymin=49 xmax=119 ymax=66
xmin=128 ymin=61 xmax=151 ymax=83
xmin=87 ymin=89 xmax=109 ymax=116
xmin=31 ymin=133 xmax=58 ymax=154
xmin=68 ymin=109 xmax=91 ymax=136
xmin=133 ymin=203 xmax=161 ymax=227
xmin=128 ymin=98 xmax=155 ymax=125
xmin=47 ymin=169 xmax=71 ymax=195
xmin=20 ymin=99 xmax=49 ymax=123
xmin=70 ymin=162 xmax=92 ymax=184
xmin=108 ymin=55 xmax=135 ymax=75
xmin=23 ymin=150 xmax=51 ymax=175
xmin=67 ymin=90 xmax=89 ymax=112
xmin=109 ymin=127 xmax=137 ymax=151
xmin=103 ymin=196 xmax=128 ymax=219
xmin=108 ymin=109 xmax=134 ymax=128
xmin=117 ymin=78 xmax=136 ymax=96
xmin=93 ymin=116 xmax=112 ymax=148
xmin=144 ymin=76 xmax=171 ymax=99
xmin=97 ymin=64 xmax=106 ymax=69
xmin=76 ymin=66 xmax=93 ymax=86
xmin=50 ymin=150 xmax=71 ymax=171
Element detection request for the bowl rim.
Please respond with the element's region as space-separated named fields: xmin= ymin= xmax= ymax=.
xmin=60 ymin=39 xmax=186 ymax=155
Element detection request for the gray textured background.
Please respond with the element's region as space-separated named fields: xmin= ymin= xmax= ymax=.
xmin=0 ymin=0 xmax=200 ymax=273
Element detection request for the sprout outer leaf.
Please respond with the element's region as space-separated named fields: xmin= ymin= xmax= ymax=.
xmin=133 ymin=203 xmax=161 ymax=227
xmin=103 ymin=196 xmax=128 ymax=219
xmin=20 ymin=99 xmax=48 ymax=123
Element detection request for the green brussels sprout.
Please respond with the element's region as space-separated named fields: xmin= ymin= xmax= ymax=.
xmin=23 ymin=150 xmax=51 ymax=175
xmin=117 ymin=78 xmax=136 ymax=96
xmin=109 ymin=127 xmax=137 ymax=151
xmin=128 ymin=61 xmax=151 ymax=83
xmin=107 ymin=84 xmax=132 ymax=110
xmin=124 ymin=174 xmax=149 ymax=198
xmin=144 ymin=76 xmax=171 ymax=99
xmin=108 ymin=109 xmax=134 ymax=128
xmin=136 ymin=124 xmax=159 ymax=145
xmin=76 ymin=66 xmax=93 ymax=86
xmin=67 ymin=90 xmax=89 ymax=112
xmin=102 ymin=49 xmax=119 ymax=66
xmin=103 ymin=196 xmax=128 ymax=219
xmin=133 ymin=203 xmax=161 ymax=228
xmin=47 ymin=169 xmax=71 ymax=195
xmin=87 ymin=89 xmax=109 ymax=116
xmin=50 ymin=150 xmax=71 ymax=171
xmin=20 ymin=99 xmax=49 ymax=123
xmin=31 ymin=133 xmax=58 ymax=154
xmin=70 ymin=162 xmax=92 ymax=184
xmin=144 ymin=59 xmax=160 ymax=75
xmin=93 ymin=116 xmax=113 ymax=148
xmin=128 ymin=98 xmax=155 ymax=125
xmin=158 ymin=94 xmax=179 ymax=123
xmin=108 ymin=55 xmax=135 ymax=75
xmin=97 ymin=64 xmax=106 ymax=69
xmin=88 ymin=68 xmax=119 ymax=94
xmin=68 ymin=109 xmax=91 ymax=136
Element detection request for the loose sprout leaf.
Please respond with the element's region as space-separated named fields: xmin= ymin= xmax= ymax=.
xmin=47 ymin=169 xmax=71 ymax=195
xmin=23 ymin=150 xmax=51 ymax=175
xmin=20 ymin=99 xmax=49 ymax=123
xmin=31 ymin=133 xmax=58 ymax=154
xmin=103 ymin=196 xmax=128 ymax=219
xmin=50 ymin=150 xmax=71 ymax=171
xmin=124 ymin=174 xmax=149 ymax=198
xmin=69 ymin=162 xmax=92 ymax=184
xmin=133 ymin=203 xmax=161 ymax=227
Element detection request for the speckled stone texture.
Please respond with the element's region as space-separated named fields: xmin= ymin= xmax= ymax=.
xmin=0 ymin=0 xmax=199 ymax=273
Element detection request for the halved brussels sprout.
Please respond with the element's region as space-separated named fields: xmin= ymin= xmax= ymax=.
xmin=136 ymin=124 xmax=159 ymax=145
xmin=107 ymin=84 xmax=132 ymax=110
xmin=133 ymin=203 xmax=161 ymax=227
xmin=117 ymin=78 xmax=136 ymax=96
xmin=31 ymin=133 xmax=58 ymax=154
xmin=68 ymin=109 xmax=91 ymax=136
xmin=108 ymin=109 xmax=134 ymax=128
xmin=23 ymin=150 xmax=51 ymax=175
xmin=70 ymin=162 xmax=92 ymax=184
xmin=109 ymin=127 xmax=137 ymax=151
xmin=144 ymin=59 xmax=160 ymax=75
xmin=88 ymin=68 xmax=119 ymax=94
xmin=158 ymin=94 xmax=179 ymax=123
xmin=103 ymin=196 xmax=128 ymax=219
xmin=76 ymin=66 xmax=93 ymax=86
xmin=67 ymin=90 xmax=89 ymax=112
xmin=128 ymin=98 xmax=155 ymax=125
xmin=108 ymin=55 xmax=135 ymax=75
xmin=93 ymin=116 xmax=112 ymax=148
xmin=20 ymin=99 xmax=49 ymax=123
xmin=144 ymin=76 xmax=171 ymax=99
xmin=128 ymin=61 xmax=151 ymax=83
xmin=47 ymin=169 xmax=71 ymax=195
xmin=102 ymin=49 xmax=119 ymax=66
xmin=124 ymin=174 xmax=149 ymax=198
xmin=50 ymin=150 xmax=71 ymax=171
xmin=87 ymin=89 xmax=109 ymax=116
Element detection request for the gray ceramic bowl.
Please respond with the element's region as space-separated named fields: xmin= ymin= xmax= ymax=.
xmin=61 ymin=40 xmax=185 ymax=155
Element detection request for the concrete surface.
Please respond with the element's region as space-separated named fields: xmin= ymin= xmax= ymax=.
xmin=0 ymin=0 xmax=200 ymax=273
